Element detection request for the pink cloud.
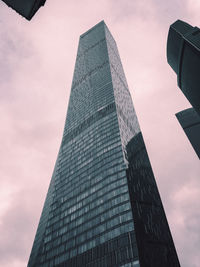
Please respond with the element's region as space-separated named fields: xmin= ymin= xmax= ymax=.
xmin=0 ymin=1 xmax=199 ymax=266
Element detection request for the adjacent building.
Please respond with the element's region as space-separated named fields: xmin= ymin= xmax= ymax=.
xmin=176 ymin=108 xmax=200 ymax=159
xmin=2 ymin=0 xmax=46 ymax=20
xmin=28 ymin=21 xmax=180 ymax=267
xmin=167 ymin=20 xmax=200 ymax=116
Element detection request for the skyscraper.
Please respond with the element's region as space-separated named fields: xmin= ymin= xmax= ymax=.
xmin=176 ymin=108 xmax=200 ymax=159
xmin=167 ymin=20 xmax=200 ymax=116
xmin=2 ymin=0 xmax=46 ymax=20
xmin=28 ymin=21 xmax=180 ymax=267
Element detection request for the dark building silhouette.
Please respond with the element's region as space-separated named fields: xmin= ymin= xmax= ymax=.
xmin=2 ymin=0 xmax=46 ymax=20
xmin=167 ymin=20 xmax=200 ymax=116
xmin=28 ymin=21 xmax=180 ymax=267
xmin=176 ymin=108 xmax=200 ymax=159
xmin=126 ymin=133 xmax=180 ymax=266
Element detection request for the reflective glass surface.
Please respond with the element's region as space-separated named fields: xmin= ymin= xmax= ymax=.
xmin=28 ymin=21 xmax=179 ymax=267
xmin=28 ymin=21 xmax=139 ymax=267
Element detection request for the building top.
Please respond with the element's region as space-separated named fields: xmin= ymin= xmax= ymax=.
xmin=167 ymin=19 xmax=200 ymax=117
xmin=176 ymin=107 xmax=200 ymax=129
xmin=167 ymin=20 xmax=193 ymax=74
xmin=80 ymin=20 xmax=105 ymax=38
xmin=176 ymin=107 xmax=200 ymax=159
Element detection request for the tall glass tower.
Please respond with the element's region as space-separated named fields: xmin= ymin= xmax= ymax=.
xmin=28 ymin=21 xmax=180 ymax=267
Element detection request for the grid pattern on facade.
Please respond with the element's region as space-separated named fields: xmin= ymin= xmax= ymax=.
xmin=28 ymin=21 xmax=139 ymax=267
xmin=28 ymin=21 xmax=180 ymax=267
xmin=104 ymin=24 xmax=140 ymax=159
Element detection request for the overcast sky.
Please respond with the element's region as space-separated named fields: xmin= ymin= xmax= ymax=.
xmin=0 ymin=1 xmax=200 ymax=266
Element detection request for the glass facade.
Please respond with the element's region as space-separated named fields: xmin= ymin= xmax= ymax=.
xmin=28 ymin=21 xmax=180 ymax=267
xmin=126 ymin=133 xmax=180 ymax=266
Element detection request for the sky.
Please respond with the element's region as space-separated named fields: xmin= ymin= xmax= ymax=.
xmin=0 ymin=0 xmax=199 ymax=266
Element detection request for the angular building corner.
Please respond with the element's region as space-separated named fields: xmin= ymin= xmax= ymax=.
xmin=28 ymin=21 xmax=180 ymax=267
xmin=176 ymin=108 xmax=200 ymax=159
xmin=167 ymin=20 xmax=200 ymax=116
xmin=1 ymin=0 xmax=46 ymax=20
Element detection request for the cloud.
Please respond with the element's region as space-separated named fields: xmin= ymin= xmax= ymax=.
xmin=0 ymin=1 xmax=199 ymax=267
